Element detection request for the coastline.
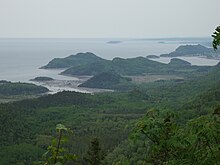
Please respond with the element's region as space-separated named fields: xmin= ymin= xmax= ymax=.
xmin=31 ymin=76 xmax=114 ymax=94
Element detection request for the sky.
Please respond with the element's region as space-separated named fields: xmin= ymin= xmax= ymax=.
xmin=0 ymin=0 xmax=219 ymax=38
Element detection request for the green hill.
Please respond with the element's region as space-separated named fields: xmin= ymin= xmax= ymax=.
xmin=61 ymin=55 xmax=211 ymax=77
xmin=168 ymin=58 xmax=191 ymax=66
xmin=79 ymin=72 xmax=132 ymax=90
xmin=160 ymin=44 xmax=220 ymax=57
xmin=41 ymin=52 xmax=106 ymax=69
xmin=62 ymin=57 xmax=169 ymax=76
xmin=61 ymin=60 xmax=113 ymax=76
xmin=0 ymin=81 xmax=49 ymax=96
xmin=41 ymin=51 xmax=214 ymax=77
xmin=111 ymin=57 xmax=167 ymax=75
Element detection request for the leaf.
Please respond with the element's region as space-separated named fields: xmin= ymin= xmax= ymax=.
xmin=42 ymin=150 xmax=49 ymax=159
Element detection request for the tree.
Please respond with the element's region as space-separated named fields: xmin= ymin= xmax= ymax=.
xmin=212 ymin=26 xmax=220 ymax=50
xmin=37 ymin=124 xmax=77 ymax=165
xmin=135 ymin=109 xmax=177 ymax=164
xmin=134 ymin=108 xmax=220 ymax=164
xmin=84 ymin=137 xmax=104 ymax=165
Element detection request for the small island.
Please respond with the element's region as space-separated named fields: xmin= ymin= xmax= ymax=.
xmin=160 ymin=44 xmax=220 ymax=57
xmin=168 ymin=58 xmax=191 ymax=66
xmin=79 ymin=72 xmax=132 ymax=90
xmin=107 ymin=41 xmax=122 ymax=44
xmin=40 ymin=52 xmax=106 ymax=69
xmin=30 ymin=77 xmax=54 ymax=82
xmin=146 ymin=55 xmax=160 ymax=59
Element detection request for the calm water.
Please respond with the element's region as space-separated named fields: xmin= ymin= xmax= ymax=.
xmin=0 ymin=38 xmax=218 ymax=93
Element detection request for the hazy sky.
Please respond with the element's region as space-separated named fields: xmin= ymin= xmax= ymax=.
xmin=0 ymin=0 xmax=219 ymax=38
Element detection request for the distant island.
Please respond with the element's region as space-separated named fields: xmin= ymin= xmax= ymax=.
xmin=168 ymin=58 xmax=191 ymax=67
xmin=30 ymin=77 xmax=54 ymax=82
xmin=41 ymin=45 xmax=218 ymax=76
xmin=41 ymin=51 xmax=211 ymax=77
xmin=40 ymin=47 xmax=216 ymax=90
xmin=146 ymin=55 xmax=160 ymax=59
xmin=107 ymin=41 xmax=122 ymax=44
xmin=41 ymin=52 xmax=105 ymax=69
xmin=160 ymin=44 xmax=220 ymax=57
xmin=60 ymin=55 xmax=208 ymax=78
xmin=60 ymin=56 xmax=171 ymax=76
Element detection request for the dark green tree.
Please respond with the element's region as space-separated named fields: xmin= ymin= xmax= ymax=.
xmin=84 ymin=137 xmax=104 ymax=165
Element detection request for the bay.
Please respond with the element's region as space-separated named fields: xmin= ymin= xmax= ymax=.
xmin=0 ymin=38 xmax=218 ymax=93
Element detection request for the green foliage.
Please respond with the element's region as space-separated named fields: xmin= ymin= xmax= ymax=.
xmin=0 ymin=91 xmax=146 ymax=164
xmin=37 ymin=124 xmax=77 ymax=165
xmin=179 ymin=112 xmax=220 ymax=164
xmin=113 ymin=108 xmax=220 ymax=165
xmin=212 ymin=26 xmax=220 ymax=50
xmin=134 ymin=109 xmax=177 ymax=164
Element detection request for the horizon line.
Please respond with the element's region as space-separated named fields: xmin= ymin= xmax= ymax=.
xmin=0 ymin=36 xmax=212 ymax=40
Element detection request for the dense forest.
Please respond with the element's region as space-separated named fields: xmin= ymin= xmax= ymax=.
xmin=0 ymin=63 xmax=220 ymax=164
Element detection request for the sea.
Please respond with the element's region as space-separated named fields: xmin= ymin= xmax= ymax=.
xmin=0 ymin=38 xmax=219 ymax=93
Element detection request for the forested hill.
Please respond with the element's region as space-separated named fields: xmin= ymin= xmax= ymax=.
xmin=61 ymin=56 xmax=210 ymax=77
xmin=41 ymin=52 xmax=106 ymax=69
xmin=160 ymin=44 xmax=220 ymax=57
xmin=79 ymin=71 xmax=132 ymax=90
xmin=105 ymin=66 xmax=220 ymax=164
xmin=41 ymin=51 xmax=214 ymax=77
xmin=0 ymin=66 xmax=220 ymax=164
xmin=0 ymin=81 xmax=49 ymax=96
xmin=61 ymin=56 xmax=169 ymax=76
xmin=127 ymin=64 xmax=220 ymax=112
xmin=168 ymin=58 xmax=191 ymax=66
